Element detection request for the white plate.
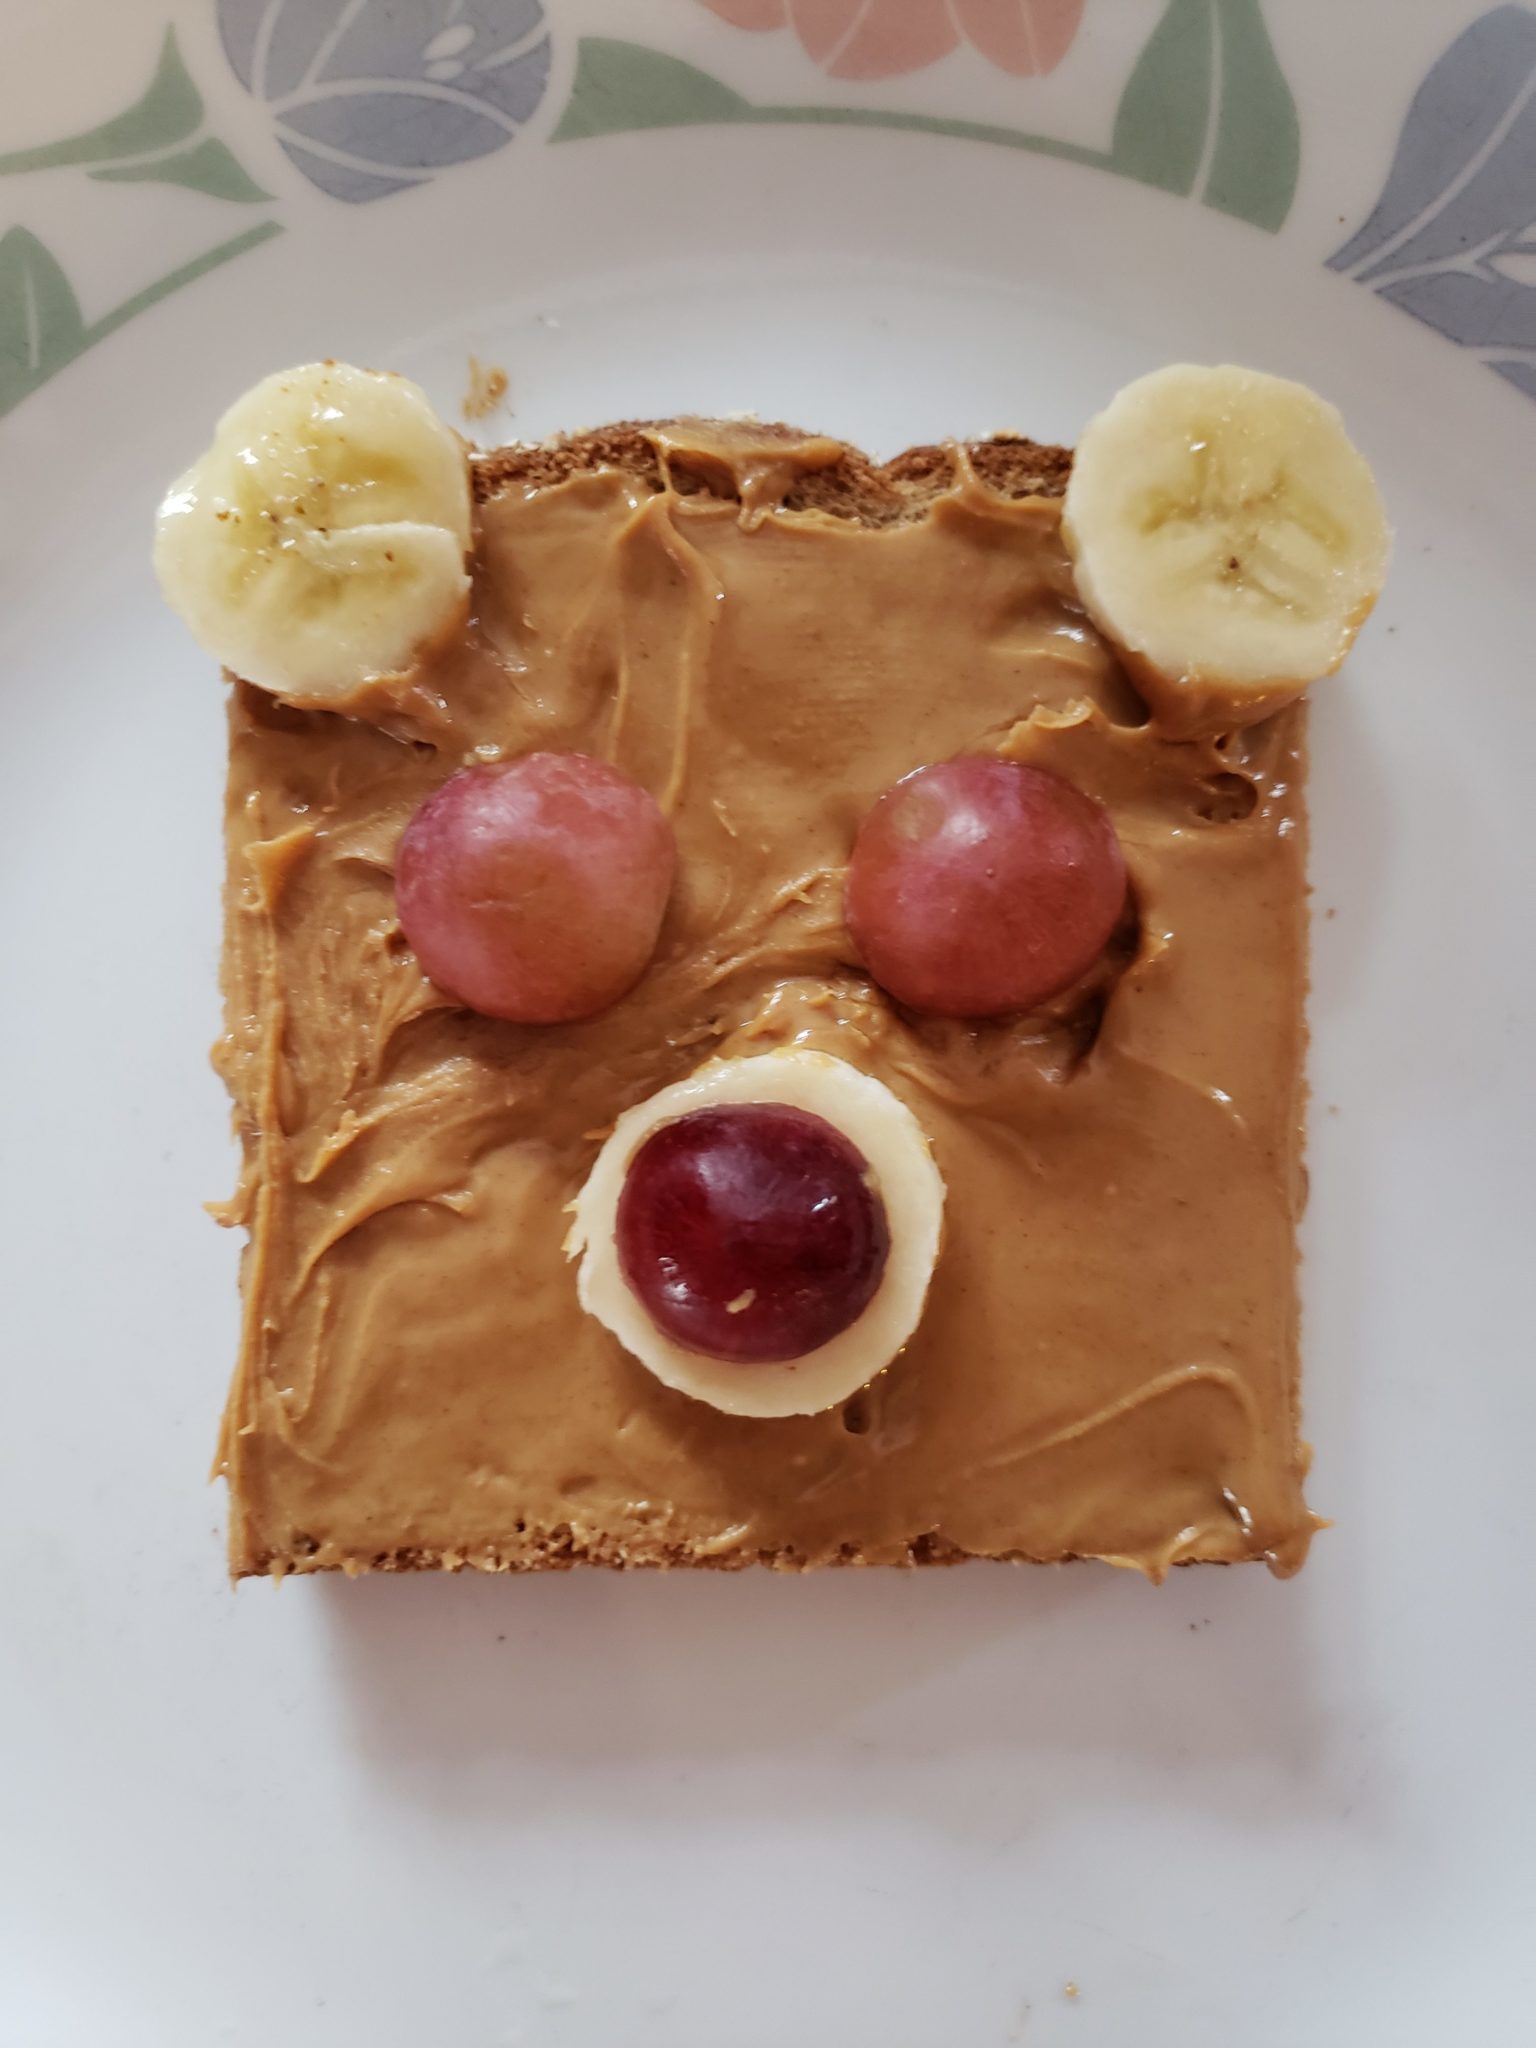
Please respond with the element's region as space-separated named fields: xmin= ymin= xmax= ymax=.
xmin=3 ymin=3 xmax=1534 ymax=2042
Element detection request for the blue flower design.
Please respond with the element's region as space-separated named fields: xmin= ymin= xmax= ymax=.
xmin=1330 ymin=4 xmax=1536 ymax=405
xmin=218 ymin=0 xmax=550 ymax=202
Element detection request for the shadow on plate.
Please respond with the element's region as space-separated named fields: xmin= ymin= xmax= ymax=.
xmin=318 ymin=1544 xmax=1359 ymax=1844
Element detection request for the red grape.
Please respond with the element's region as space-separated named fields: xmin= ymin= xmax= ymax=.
xmin=395 ymin=753 xmax=676 ymax=1024
xmin=616 ymin=1105 xmax=890 ymax=1363
xmin=844 ymin=757 xmax=1126 ymax=1017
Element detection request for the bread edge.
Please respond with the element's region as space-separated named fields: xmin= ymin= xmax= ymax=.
xmin=233 ymin=419 xmax=1275 ymax=1583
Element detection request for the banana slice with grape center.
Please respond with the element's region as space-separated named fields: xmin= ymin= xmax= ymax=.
xmin=568 ymin=1049 xmax=946 ymax=1419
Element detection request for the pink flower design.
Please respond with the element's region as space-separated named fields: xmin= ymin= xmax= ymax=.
xmin=698 ymin=0 xmax=1085 ymax=81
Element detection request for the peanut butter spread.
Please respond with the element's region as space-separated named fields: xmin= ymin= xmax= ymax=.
xmin=214 ymin=421 xmax=1319 ymax=1580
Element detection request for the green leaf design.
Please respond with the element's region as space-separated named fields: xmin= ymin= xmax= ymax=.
xmin=552 ymin=39 xmax=1108 ymax=169
xmin=1109 ymin=0 xmax=1212 ymax=196
xmin=0 ymin=221 xmax=282 ymax=423
xmin=552 ymin=40 xmax=752 ymax=141
xmin=0 ymin=27 xmax=271 ymax=206
xmin=1109 ymin=0 xmax=1297 ymax=229
xmin=0 ymin=28 xmax=200 ymax=176
xmin=0 ymin=227 xmax=85 ymax=415
xmin=553 ymin=16 xmax=1296 ymax=231
xmin=76 ymin=221 xmax=283 ymax=361
xmin=91 ymin=138 xmax=272 ymax=204
xmin=1203 ymin=0 xmax=1298 ymax=233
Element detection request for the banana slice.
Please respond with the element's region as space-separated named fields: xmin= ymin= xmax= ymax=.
xmin=1062 ymin=363 xmax=1390 ymax=736
xmin=568 ymin=1050 xmax=945 ymax=1419
xmin=154 ymin=361 xmax=471 ymax=706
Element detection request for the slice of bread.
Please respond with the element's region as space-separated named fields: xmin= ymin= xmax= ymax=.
xmin=217 ymin=420 xmax=1315 ymax=1581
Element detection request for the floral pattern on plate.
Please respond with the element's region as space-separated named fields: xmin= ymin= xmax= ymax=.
xmin=1329 ymin=3 xmax=1536 ymax=405
xmin=3 ymin=1 xmax=1536 ymax=419
xmin=216 ymin=0 xmax=552 ymax=203
xmin=695 ymin=0 xmax=1086 ymax=81
xmin=555 ymin=2 xmax=1299 ymax=237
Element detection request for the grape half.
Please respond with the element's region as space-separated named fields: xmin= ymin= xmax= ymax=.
xmin=395 ymin=753 xmax=676 ymax=1023
xmin=844 ymin=756 xmax=1126 ymax=1017
xmin=616 ymin=1104 xmax=891 ymax=1363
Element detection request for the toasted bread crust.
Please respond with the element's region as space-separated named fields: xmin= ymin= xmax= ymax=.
xmin=472 ymin=422 xmax=1072 ymax=522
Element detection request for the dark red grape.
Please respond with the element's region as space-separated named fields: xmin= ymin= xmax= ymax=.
xmin=395 ymin=753 xmax=676 ymax=1023
xmin=615 ymin=1105 xmax=890 ymax=1363
xmin=844 ymin=756 xmax=1126 ymax=1017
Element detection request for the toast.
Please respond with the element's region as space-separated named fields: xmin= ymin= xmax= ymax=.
xmin=214 ymin=419 xmax=1317 ymax=1580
